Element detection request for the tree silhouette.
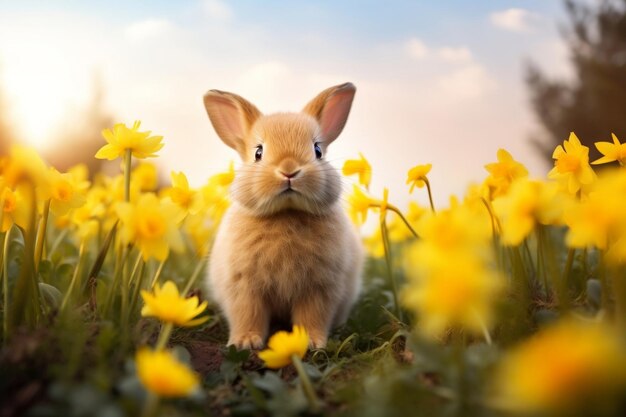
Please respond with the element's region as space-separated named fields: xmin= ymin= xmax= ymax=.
xmin=527 ymin=0 xmax=626 ymax=162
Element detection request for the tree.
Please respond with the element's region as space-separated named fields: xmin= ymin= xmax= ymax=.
xmin=527 ymin=0 xmax=626 ymax=162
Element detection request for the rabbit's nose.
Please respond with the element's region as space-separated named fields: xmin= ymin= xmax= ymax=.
xmin=279 ymin=169 xmax=301 ymax=179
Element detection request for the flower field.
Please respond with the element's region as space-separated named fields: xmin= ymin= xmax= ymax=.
xmin=2 ymin=123 xmax=626 ymax=417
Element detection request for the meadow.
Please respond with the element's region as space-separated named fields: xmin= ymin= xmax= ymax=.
xmin=1 ymin=122 xmax=626 ymax=417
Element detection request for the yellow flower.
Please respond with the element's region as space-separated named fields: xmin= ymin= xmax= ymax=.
xmin=495 ymin=320 xmax=626 ymax=414
xmin=406 ymin=163 xmax=432 ymax=193
xmin=346 ymin=185 xmax=379 ymax=225
xmin=42 ymin=168 xmax=90 ymax=216
xmin=1 ymin=186 xmax=30 ymax=232
xmin=141 ymin=280 xmax=208 ymax=327
xmin=207 ymin=161 xmax=235 ymax=188
xmin=493 ymin=179 xmax=569 ymax=246
xmin=483 ymin=149 xmax=528 ymax=199
xmin=547 ymin=132 xmax=596 ymax=194
xmin=342 ymin=153 xmax=372 ymax=188
xmin=414 ymin=204 xmax=491 ymax=254
xmin=258 ymin=325 xmax=309 ymax=369
xmin=592 ymin=133 xmax=626 ymax=166
xmin=2 ymin=145 xmax=48 ymax=188
xmin=116 ymin=193 xmax=184 ymax=261
xmin=184 ymin=212 xmax=215 ymax=257
xmin=95 ymin=121 xmax=164 ymax=160
xmin=403 ymin=252 xmax=501 ymax=337
xmin=200 ymin=181 xmax=230 ymax=224
xmin=161 ymin=171 xmax=202 ymax=215
xmin=565 ymin=169 xmax=626 ymax=251
xmin=136 ymin=348 xmax=199 ymax=398
xmin=132 ymin=162 xmax=158 ymax=191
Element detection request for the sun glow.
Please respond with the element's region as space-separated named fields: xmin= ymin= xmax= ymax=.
xmin=0 ymin=15 xmax=94 ymax=152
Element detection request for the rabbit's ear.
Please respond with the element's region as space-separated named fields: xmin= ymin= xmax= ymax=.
xmin=302 ymin=82 xmax=356 ymax=144
xmin=204 ymin=90 xmax=262 ymax=154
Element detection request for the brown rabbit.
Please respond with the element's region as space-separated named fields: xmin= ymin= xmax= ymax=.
xmin=203 ymin=83 xmax=364 ymax=349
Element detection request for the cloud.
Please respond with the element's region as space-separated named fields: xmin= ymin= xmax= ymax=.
xmin=490 ymin=8 xmax=537 ymax=33
xmin=202 ymin=0 xmax=233 ymax=20
xmin=125 ymin=18 xmax=172 ymax=42
xmin=437 ymin=47 xmax=472 ymax=63
xmin=405 ymin=37 xmax=429 ymax=60
xmin=437 ymin=64 xmax=496 ymax=100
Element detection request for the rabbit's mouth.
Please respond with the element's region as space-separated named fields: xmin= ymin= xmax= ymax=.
xmin=279 ymin=188 xmax=299 ymax=196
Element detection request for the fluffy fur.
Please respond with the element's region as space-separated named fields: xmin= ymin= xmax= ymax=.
xmin=204 ymin=83 xmax=363 ymax=349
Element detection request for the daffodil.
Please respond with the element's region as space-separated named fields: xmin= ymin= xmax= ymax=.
xmin=346 ymin=185 xmax=379 ymax=225
xmin=483 ymin=149 xmax=528 ymax=199
xmin=495 ymin=320 xmax=626 ymax=414
xmin=258 ymin=325 xmax=309 ymax=369
xmin=41 ymin=168 xmax=89 ymax=216
xmin=547 ymin=132 xmax=596 ymax=194
xmin=493 ymin=179 xmax=569 ymax=246
xmin=406 ymin=163 xmax=432 ymax=193
xmin=95 ymin=121 xmax=164 ymax=160
xmin=1 ymin=186 xmax=30 ymax=232
xmin=161 ymin=171 xmax=202 ymax=215
xmin=207 ymin=161 xmax=235 ymax=188
xmin=592 ymin=133 xmax=626 ymax=166
xmin=565 ymin=169 xmax=626 ymax=251
xmin=116 ymin=193 xmax=184 ymax=261
xmin=136 ymin=348 xmax=200 ymax=397
xmin=2 ymin=145 xmax=48 ymax=188
xmin=402 ymin=254 xmax=502 ymax=337
xmin=132 ymin=162 xmax=158 ymax=191
xmin=141 ymin=280 xmax=208 ymax=327
xmin=342 ymin=153 xmax=372 ymax=189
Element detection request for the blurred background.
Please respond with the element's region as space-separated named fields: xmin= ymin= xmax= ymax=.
xmin=0 ymin=0 xmax=624 ymax=207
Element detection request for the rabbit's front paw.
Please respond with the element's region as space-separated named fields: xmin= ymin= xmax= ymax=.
xmin=229 ymin=332 xmax=264 ymax=350
xmin=308 ymin=332 xmax=328 ymax=350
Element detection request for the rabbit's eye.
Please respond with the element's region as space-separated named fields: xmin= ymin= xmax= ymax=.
xmin=254 ymin=145 xmax=263 ymax=162
xmin=314 ymin=143 xmax=322 ymax=159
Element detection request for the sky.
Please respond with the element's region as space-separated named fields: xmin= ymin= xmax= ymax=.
xmin=0 ymin=0 xmax=576 ymax=209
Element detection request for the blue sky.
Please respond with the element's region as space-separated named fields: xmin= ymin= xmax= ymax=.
xmin=0 ymin=0 xmax=574 ymax=208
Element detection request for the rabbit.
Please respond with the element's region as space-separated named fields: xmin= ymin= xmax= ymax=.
xmin=203 ymin=82 xmax=364 ymax=349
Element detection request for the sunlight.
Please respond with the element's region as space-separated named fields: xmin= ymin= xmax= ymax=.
xmin=1 ymin=26 xmax=90 ymax=152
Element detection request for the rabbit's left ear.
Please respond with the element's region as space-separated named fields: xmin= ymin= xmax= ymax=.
xmin=302 ymin=82 xmax=356 ymax=144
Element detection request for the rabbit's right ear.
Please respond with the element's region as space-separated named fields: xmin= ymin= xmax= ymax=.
xmin=203 ymin=90 xmax=262 ymax=154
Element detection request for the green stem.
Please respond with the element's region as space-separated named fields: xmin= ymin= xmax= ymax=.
xmin=292 ymin=354 xmax=320 ymax=413
xmin=424 ymin=178 xmax=436 ymax=213
xmin=124 ymin=149 xmax=132 ymax=203
xmin=2 ymin=226 xmax=12 ymax=342
xmin=128 ymin=252 xmax=144 ymax=288
xmin=102 ymin=244 xmax=131 ymax=319
xmin=380 ymin=217 xmax=402 ymax=322
xmin=182 ymin=259 xmax=206 ymax=295
xmin=48 ymin=228 xmax=69 ymax=261
xmin=370 ymin=203 xmax=419 ymax=239
xmin=155 ymin=322 xmax=174 ymax=350
xmin=560 ymin=248 xmax=575 ymax=310
xmin=59 ymin=241 xmax=87 ymax=313
xmin=536 ymin=226 xmax=549 ymax=297
xmin=128 ymin=258 xmax=146 ymax=320
xmin=149 ymin=260 xmax=166 ymax=288
xmin=34 ymin=199 xmax=51 ymax=274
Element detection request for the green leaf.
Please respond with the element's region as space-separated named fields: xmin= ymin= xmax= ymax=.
xmin=38 ymin=283 xmax=63 ymax=309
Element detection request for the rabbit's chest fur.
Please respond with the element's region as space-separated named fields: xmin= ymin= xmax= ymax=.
xmin=211 ymin=203 xmax=350 ymax=312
